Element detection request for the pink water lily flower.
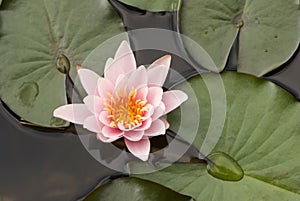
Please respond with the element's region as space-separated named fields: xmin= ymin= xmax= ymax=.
xmin=54 ymin=41 xmax=188 ymax=161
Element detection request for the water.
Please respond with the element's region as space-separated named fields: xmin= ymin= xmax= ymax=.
xmin=264 ymin=46 xmax=300 ymax=100
xmin=0 ymin=103 xmax=113 ymax=201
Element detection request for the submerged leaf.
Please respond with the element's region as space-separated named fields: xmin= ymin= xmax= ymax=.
xmin=84 ymin=177 xmax=195 ymax=201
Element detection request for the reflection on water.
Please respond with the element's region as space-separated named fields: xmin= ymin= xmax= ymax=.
xmin=0 ymin=103 xmax=114 ymax=201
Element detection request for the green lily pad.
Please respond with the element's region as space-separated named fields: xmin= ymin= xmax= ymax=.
xmin=134 ymin=72 xmax=300 ymax=200
xmin=180 ymin=0 xmax=299 ymax=75
xmin=118 ymin=0 xmax=182 ymax=12
xmin=83 ymin=177 xmax=195 ymax=201
xmin=0 ymin=0 xmax=124 ymax=127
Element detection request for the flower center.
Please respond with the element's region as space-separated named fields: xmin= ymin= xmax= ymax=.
xmin=104 ymin=88 xmax=148 ymax=131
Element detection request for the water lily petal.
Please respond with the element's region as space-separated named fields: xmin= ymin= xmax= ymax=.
xmin=97 ymin=132 xmax=120 ymax=143
xmin=147 ymin=55 xmax=171 ymax=87
xmin=114 ymin=40 xmax=132 ymax=59
xmin=83 ymin=95 xmax=103 ymax=115
xmin=125 ymin=137 xmax=150 ymax=161
xmin=113 ymin=68 xmax=147 ymax=98
xmin=143 ymin=104 xmax=154 ymax=119
xmin=99 ymin=111 xmax=112 ymax=126
xmin=115 ymin=74 xmax=126 ymax=87
xmin=160 ymin=117 xmax=170 ymax=129
xmin=77 ymin=69 xmax=100 ymax=95
xmin=53 ymin=104 xmax=92 ymax=124
xmin=147 ymin=87 xmax=163 ymax=107
xmin=136 ymin=86 xmax=148 ymax=100
xmin=162 ymin=90 xmax=188 ymax=114
xmin=123 ymin=130 xmax=144 ymax=141
xmin=147 ymin=65 xmax=170 ymax=87
xmin=97 ymin=77 xmax=114 ymax=98
xmin=151 ymin=102 xmax=166 ymax=120
xmin=102 ymin=126 xmax=124 ymax=138
xmin=128 ymin=66 xmax=147 ymax=89
xmin=144 ymin=119 xmax=166 ymax=136
xmin=112 ymin=69 xmax=131 ymax=95
xmin=83 ymin=115 xmax=103 ymax=133
xmin=148 ymin=55 xmax=171 ymax=70
xmin=104 ymin=58 xmax=114 ymax=70
xmin=135 ymin=118 xmax=152 ymax=131
xmin=105 ymin=41 xmax=136 ymax=83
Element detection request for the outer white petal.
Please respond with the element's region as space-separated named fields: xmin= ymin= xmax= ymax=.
xmin=151 ymin=102 xmax=166 ymax=120
xmin=147 ymin=55 xmax=171 ymax=87
xmin=83 ymin=95 xmax=103 ymax=115
xmin=104 ymin=41 xmax=136 ymax=83
xmin=147 ymin=65 xmax=170 ymax=87
xmin=97 ymin=132 xmax=121 ymax=143
xmin=148 ymin=55 xmax=171 ymax=70
xmin=144 ymin=119 xmax=166 ymax=136
xmin=104 ymin=58 xmax=114 ymax=71
xmin=162 ymin=90 xmax=188 ymax=114
xmin=102 ymin=126 xmax=124 ymax=138
xmin=123 ymin=130 xmax=144 ymax=141
xmin=127 ymin=66 xmax=147 ymax=90
xmin=147 ymin=87 xmax=163 ymax=108
xmin=125 ymin=137 xmax=150 ymax=161
xmin=77 ymin=69 xmax=100 ymax=95
xmin=83 ymin=115 xmax=103 ymax=133
xmin=114 ymin=40 xmax=133 ymax=59
xmin=97 ymin=77 xmax=114 ymax=98
xmin=53 ymin=104 xmax=92 ymax=124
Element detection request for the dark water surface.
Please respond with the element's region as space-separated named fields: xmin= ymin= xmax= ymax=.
xmin=0 ymin=103 xmax=113 ymax=201
xmin=0 ymin=0 xmax=299 ymax=201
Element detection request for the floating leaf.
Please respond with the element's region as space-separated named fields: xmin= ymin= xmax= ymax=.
xmin=83 ymin=177 xmax=195 ymax=201
xmin=134 ymin=72 xmax=300 ymax=200
xmin=0 ymin=0 xmax=124 ymax=127
xmin=181 ymin=0 xmax=299 ymax=75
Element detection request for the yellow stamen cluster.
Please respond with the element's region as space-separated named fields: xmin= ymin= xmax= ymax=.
xmin=104 ymin=87 xmax=148 ymax=130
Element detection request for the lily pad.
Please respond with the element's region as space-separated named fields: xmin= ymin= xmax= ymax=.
xmin=134 ymin=72 xmax=300 ymax=200
xmin=180 ymin=0 xmax=299 ymax=75
xmin=118 ymin=0 xmax=181 ymax=12
xmin=0 ymin=0 xmax=124 ymax=127
xmin=83 ymin=177 xmax=194 ymax=201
